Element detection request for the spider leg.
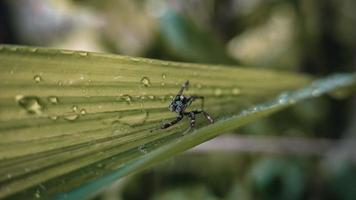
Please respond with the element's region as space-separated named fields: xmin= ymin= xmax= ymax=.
xmin=186 ymin=95 xmax=204 ymax=109
xmin=202 ymin=111 xmax=214 ymax=123
xmin=177 ymin=80 xmax=189 ymax=96
xmin=191 ymin=110 xmax=214 ymax=124
xmin=161 ymin=114 xmax=184 ymax=129
xmin=183 ymin=111 xmax=196 ymax=134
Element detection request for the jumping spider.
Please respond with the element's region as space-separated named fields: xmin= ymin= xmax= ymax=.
xmin=161 ymin=80 xmax=214 ymax=132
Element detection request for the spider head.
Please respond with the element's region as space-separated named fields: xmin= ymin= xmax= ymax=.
xmin=169 ymin=96 xmax=185 ymax=113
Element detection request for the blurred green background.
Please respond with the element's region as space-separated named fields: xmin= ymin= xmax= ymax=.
xmin=1 ymin=0 xmax=355 ymax=199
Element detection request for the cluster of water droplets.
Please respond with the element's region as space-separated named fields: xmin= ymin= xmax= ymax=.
xmin=15 ymin=92 xmax=88 ymax=122
xmin=63 ymin=105 xmax=87 ymax=121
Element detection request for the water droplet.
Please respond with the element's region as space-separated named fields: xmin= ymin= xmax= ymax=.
xmin=78 ymin=51 xmax=88 ymax=56
xmin=34 ymin=75 xmax=42 ymax=83
xmin=47 ymin=96 xmax=58 ymax=104
xmin=277 ymin=92 xmax=290 ymax=104
xmin=148 ymin=95 xmax=155 ymax=100
xmin=232 ymin=88 xmax=241 ymax=95
xmin=140 ymin=77 xmax=151 ymax=87
xmin=58 ymin=81 xmax=63 ymax=86
xmin=196 ymin=83 xmax=202 ymax=89
xmin=15 ymin=95 xmax=44 ymax=114
xmin=96 ymin=163 xmax=104 ymax=168
xmin=48 ymin=115 xmax=58 ymax=120
xmin=60 ymin=50 xmax=74 ymax=55
xmin=80 ymin=109 xmax=87 ymax=115
xmin=138 ymin=145 xmax=148 ymax=154
xmin=121 ymin=95 xmax=132 ymax=104
xmin=161 ymin=82 xmax=165 ymax=87
xmin=162 ymin=73 xmax=166 ymax=79
xmin=10 ymin=70 xmax=14 ymax=75
xmin=7 ymin=174 xmax=12 ymax=179
xmin=63 ymin=112 xmax=79 ymax=121
xmin=72 ymin=105 xmax=78 ymax=112
xmin=214 ymin=88 xmax=223 ymax=96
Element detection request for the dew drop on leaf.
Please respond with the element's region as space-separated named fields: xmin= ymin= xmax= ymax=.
xmin=47 ymin=96 xmax=59 ymax=104
xmin=121 ymin=95 xmax=132 ymax=104
xmin=78 ymin=51 xmax=88 ymax=56
xmin=15 ymin=95 xmax=44 ymax=114
xmin=63 ymin=112 xmax=79 ymax=121
xmin=277 ymin=92 xmax=290 ymax=104
xmin=48 ymin=116 xmax=58 ymax=120
xmin=33 ymin=75 xmax=42 ymax=83
xmin=138 ymin=144 xmax=148 ymax=154
xmin=72 ymin=105 xmax=79 ymax=112
xmin=60 ymin=50 xmax=74 ymax=55
xmin=80 ymin=109 xmax=87 ymax=115
xmin=214 ymin=88 xmax=223 ymax=96
xmin=140 ymin=76 xmax=151 ymax=87
xmin=232 ymin=88 xmax=241 ymax=95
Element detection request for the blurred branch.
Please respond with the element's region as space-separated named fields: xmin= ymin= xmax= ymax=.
xmin=189 ymin=134 xmax=338 ymax=156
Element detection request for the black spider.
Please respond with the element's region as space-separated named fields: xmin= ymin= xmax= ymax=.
xmin=161 ymin=80 xmax=214 ymax=132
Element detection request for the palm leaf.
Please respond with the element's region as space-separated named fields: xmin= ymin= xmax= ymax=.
xmin=0 ymin=45 xmax=354 ymax=199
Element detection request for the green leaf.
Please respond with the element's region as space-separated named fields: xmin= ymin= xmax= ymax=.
xmin=0 ymin=45 xmax=354 ymax=199
xmin=159 ymin=10 xmax=236 ymax=64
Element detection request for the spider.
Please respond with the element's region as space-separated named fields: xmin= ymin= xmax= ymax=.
xmin=161 ymin=80 xmax=214 ymax=132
